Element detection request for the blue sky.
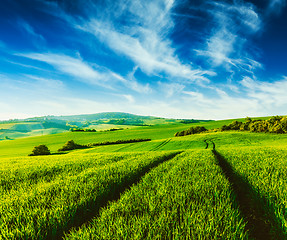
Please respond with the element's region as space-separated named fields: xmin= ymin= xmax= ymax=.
xmin=0 ymin=0 xmax=287 ymax=120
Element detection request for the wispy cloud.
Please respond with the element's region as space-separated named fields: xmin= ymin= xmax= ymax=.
xmin=241 ymin=76 xmax=287 ymax=108
xmin=110 ymin=70 xmax=151 ymax=94
xmin=18 ymin=52 xmax=151 ymax=93
xmin=158 ymin=82 xmax=185 ymax=97
xmin=182 ymin=89 xmax=261 ymax=119
xmin=0 ymin=73 xmax=65 ymax=96
xmin=196 ymin=1 xmax=262 ymax=72
xmin=23 ymin=75 xmax=65 ymax=90
xmin=76 ymin=0 xmax=213 ymax=83
xmin=17 ymin=19 xmax=46 ymax=47
xmin=122 ymin=94 xmax=135 ymax=103
xmin=19 ymin=53 xmax=104 ymax=85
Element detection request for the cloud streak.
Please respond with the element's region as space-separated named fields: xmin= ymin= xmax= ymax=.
xmin=241 ymin=76 xmax=287 ymax=108
xmin=1 ymin=0 xmax=287 ymax=120
xmin=18 ymin=52 xmax=151 ymax=93
xmin=196 ymin=1 xmax=263 ymax=73
xmin=76 ymin=0 xmax=213 ymax=83
xmin=17 ymin=19 xmax=46 ymax=47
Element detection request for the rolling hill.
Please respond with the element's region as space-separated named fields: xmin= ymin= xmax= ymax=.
xmin=0 ymin=115 xmax=287 ymax=239
xmin=0 ymin=112 xmax=212 ymax=141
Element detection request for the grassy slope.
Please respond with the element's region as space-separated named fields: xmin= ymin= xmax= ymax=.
xmin=0 ymin=119 xmax=232 ymax=158
xmin=1 ymin=117 xmax=287 ymax=239
xmin=1 ymin=116 xmax=287 ymax=158
xmin=67 ymin=150 xmax=248 ymax=240
xmin=0 ymin=122 xmax=67 ymax=141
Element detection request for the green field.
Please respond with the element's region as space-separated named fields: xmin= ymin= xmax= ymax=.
xmin=0 ymin=117 xmax=287 ymax=239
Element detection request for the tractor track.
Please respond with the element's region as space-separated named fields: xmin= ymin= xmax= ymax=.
xmin=151 ymin=138 xmax=171 ymax=151
xmin=211 ymin=141 xmax=284 ymax=240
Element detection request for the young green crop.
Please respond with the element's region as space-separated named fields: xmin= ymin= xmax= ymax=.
xmin=0 ymin=118 xmax=244 ymax=159
xmin=78 ymin=138 xmax=206 ymax=154
xmin=217 ymin=146 xmax=287 ymax=238
xmin=66 ymin=150 xmax=248 ymax=240
xmin=0 ymin=152 xmax=148 ymax=194
xmin=0 ymin=151 xmax=179 ymax=239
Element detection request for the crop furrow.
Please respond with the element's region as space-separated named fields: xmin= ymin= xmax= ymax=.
xmin=203 ymin=139 xmax=208 ymax=149
xmin=61 ymin=151 xmax=182 ymax=239
xmin=212 ymin=149 xmax=285 ymax=240
xmin=0 ymin=151 xmax=181 ymax=240
xmin=151 ymin=138 xmax=171 ymax=151
xmin=65 ymin=150 xmax=248 ymax=240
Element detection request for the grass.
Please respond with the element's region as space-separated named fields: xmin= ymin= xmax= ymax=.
xmin=1 ymin=117 xmax=287 ymax=239
xmin=217 ymin=146 xmax=287 ymax=238
xmin=66 ymin=150 xmax=248 ymax=240
xmin=0 ymin=151 xmax=180 ymax=239
xmin=0 ymin=120 xmax=229 ymax=158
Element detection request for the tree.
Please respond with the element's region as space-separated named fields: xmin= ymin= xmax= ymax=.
xmin=228 ymin=121 xmax=242 ymax=130
xmin=30 ymin=144 xmax=51 ymax=156
xmin=58 ymin=140 xmax=86 ymax=151
xmin=270 ymin=123 xmax=284 ymax=134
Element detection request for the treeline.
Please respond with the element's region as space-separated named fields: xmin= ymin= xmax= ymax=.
xmin=58 ymin=138 xmax=151 ymax=151
xmin=179 ymin=119 xmax=200 ymax=124
xmin=87 ymin=138 xmax=151 ymax=147
xmin=175 ymin=126 xmax=207 ymax=137
xmin=30 ymin=138 xmax=152 ymax=156
xmin=70 ymin=128 xmax=97 ymax=132
xmin=42 ymin=121 xmax=70 ymax=130
xmin=221 ymin=116 xmax=287 ymax=133
xmin=58 ymin=140 xmax=87 ymax=151
xmin=106 ymin=119 xmax=148 ymax=126
xmin=70 ymin=127 xmax=126 ymax=132
xmin=174 ymin=116 xmax=287 ymax=137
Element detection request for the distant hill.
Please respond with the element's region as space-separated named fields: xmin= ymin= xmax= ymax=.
xmin=0 ymin=112 xmax=213 ymax=141
xmin=25 ymin=112 xmax=159 ymax=122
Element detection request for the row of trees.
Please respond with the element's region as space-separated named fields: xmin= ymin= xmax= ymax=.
xmin=29 ymin=138 xmax=152 ymax=156
xmin=174 ymin=116 xmax=287 ymax=137
xmin=70 ymin=128 xmax=97 ymax=132
xmin=88 ymin=138 xmax=151 ymax=147
xmin=29 ymin=140 xmax=86 ymax=156
xmin=221 ymin=116 xmax=287 ymax=133
xmin=174 ymin=126 xmax=207 ymax=137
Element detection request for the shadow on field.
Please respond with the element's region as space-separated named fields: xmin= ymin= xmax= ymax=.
xmin=212 ymin=148 xmax=286 ymax=240
xmin=204 ymin=139 xmax=215 ymax=150
xmin=51 ymin=152 xmax=68 ymax=155
xmin=58 ymin=151 xmax=182 ymax=240
xmin=203 ymin=140 xmax=208 ymax=149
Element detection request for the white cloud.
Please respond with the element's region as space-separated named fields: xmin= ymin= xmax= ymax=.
xmin=181 ymin=89 xmax=261 ymax=119
xmin=23 ymin=75 xmax=65 ymax=90
xmin=18 ymin=19 xmax=46 ymax=47
xmin=18 ymin=52 xmax=151 ymax=93
xmin=196 ymin=1 xmax=262 ymax=72
xmin=159 ymin=82 xmax=185 ymax=97
xmin=241 ymin=76 xmax=287 ymax=107
xmin=19 ymin=53 xmax=104 ymax=85
xmin=111 ymin=71 xmax=152 ymax=94
xmin=196 ymin=28 xmax=236 ymax=66
xmin=122 ymin=94 xmax=135 ymax=103
xmin=76 ymin=0 xmax=213 ymax=83
xmin=0 ymin=74 xmax=65 ymax=98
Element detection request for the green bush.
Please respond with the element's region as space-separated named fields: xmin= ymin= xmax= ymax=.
xmin=58 ymin=140 xmax=86 ymax=151
xmin=220 ymin=116 xmax=287 ymax=134
xmin=175 ymin=126 xmax=207 ymax=137
xmin=29 ymin=145 xmax=51 ymax=156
